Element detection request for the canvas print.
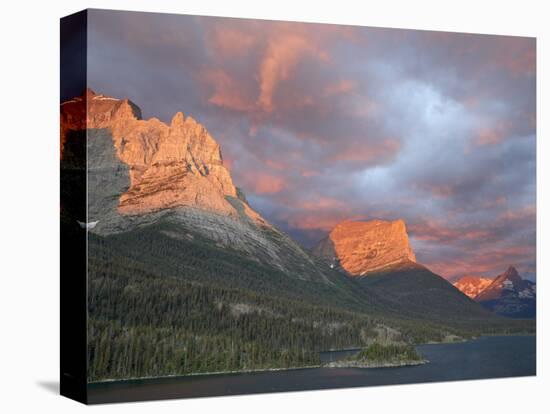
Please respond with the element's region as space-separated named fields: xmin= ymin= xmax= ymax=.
xmin=60 ymin=9 xmax=536 ymax=404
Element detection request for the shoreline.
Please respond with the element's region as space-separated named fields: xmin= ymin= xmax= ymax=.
xmin=324 ymin=359 xmax=428 ymax=369
xmin=89 ymin=334 xmax=533 ymax=385
xmin=420 ymin=332 xmax=535 ymax=346
xmin=89 ymin=364 xmax=323 ymax=384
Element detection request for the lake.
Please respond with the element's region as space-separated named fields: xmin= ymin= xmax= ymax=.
xmin=88 ymin=335 xmax=536 ymax=404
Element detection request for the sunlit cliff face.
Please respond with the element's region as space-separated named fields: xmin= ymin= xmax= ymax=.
xmin=453 ymin=276 xmax=493 ymax=298
xmin=60 ymin=89 xmax=265 ymax=226
xmin=314 ymin=219 xmax=416 ymax=276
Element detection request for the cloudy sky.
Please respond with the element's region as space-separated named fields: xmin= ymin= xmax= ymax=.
xmin=86 ymin=9 xmax=536 ymax=281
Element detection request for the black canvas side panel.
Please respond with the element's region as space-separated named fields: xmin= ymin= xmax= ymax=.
xmin=60 ymin=9 xmax=88 ymax=405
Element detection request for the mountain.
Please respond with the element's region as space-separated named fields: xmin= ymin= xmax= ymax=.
xmin=313 ymin=219 xmax=416 ymax=275
xmin=453 ymin=276 xmax=493 ymax=299
xmin=62 ymin=90 xmax=393 ymax=380
xmin=62 ymin=90 xmax=356 ymax=289
xmin=62 ymin=91 xmax=532 ymax=381
xmin=474 ymin=266 xmax=536 ymax=318
xmin=313 ymin=220 xmax=493 ymax=321
xmin=62 ymin=89 xmax=261 ymax=225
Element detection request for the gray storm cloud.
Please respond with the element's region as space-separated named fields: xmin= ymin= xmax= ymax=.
xmin=86 ymin=9 xmax=536 ymax=280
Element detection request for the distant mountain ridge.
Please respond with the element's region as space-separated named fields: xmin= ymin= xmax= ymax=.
xmin=453 ymin=276 xmax=493 ymax=299
xmin=475 ymin=266 xmax=533 ymax=300
xmin=474 ymin=266 xmax=536 ymax=318
xmin=453 ymin=266 xmax=536 ymax=318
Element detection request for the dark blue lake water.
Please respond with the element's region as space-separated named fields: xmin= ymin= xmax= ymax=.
xmin=88 ymin=335 xmax=535 ymax=404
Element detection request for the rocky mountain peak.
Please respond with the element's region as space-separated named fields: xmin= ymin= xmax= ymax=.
xmin=60 ymin=90 xmax=264 ymax=227
xmin=503 ymin=265 xmax=520 ymax=279
xmin=473 ymin=265 xmax=536 ymax=318
xmin=488 ymin=265 xmax=523 ymax=287
xmin=61 ymin=91 xmax=142 ymax=152
xmin=475 ymin=265 xmax=534 ymax=301
xmin=453 ymin=275 xmax=493 ymax=299
xmin=313 ymin=219 xmax=417 ymax=276
xmin=84 ymin=87 xmax=97 ymax=99
xmin=170 ymin=111 xmax=186 ymax=129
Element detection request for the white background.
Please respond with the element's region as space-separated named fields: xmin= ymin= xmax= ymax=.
xmin=0 ymin=0 xmax=547 ymax=412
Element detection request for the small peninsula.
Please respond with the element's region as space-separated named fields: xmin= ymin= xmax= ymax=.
xmin=324 ymin=344 xmax=427 ymax=369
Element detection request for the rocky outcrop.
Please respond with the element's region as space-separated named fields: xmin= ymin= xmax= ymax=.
xmin=453 ymin=276 xmax=493 ymax=299
xmin=313 ymin=219 xmax=416 ymax=276
xmin=61 ymin=89 xmax=252 ymax=223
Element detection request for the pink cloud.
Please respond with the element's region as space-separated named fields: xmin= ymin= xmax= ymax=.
xmin=285 ymin=213 xmax=365 ymax=232
xmin=204 ymin=69 xmax=254 ymax=112
xmin=420 ymin=32 xmax=535 ymax=78
xmin=497 ymin=204 xmax=536 ymax=222
xmin=257 ymin=32 xmax=329 ymax=112
xmin=481 ymin=196 xmax=508 ymax=209
xmin=301 ymin=169 xmax=320 ymax=177
xmin=330 ymin=139 xmax=400 ymax=163
xmin=414 ymin=183 xmax=455 ymax=199
xmin=265 ymin=159 xmax=288 ymax=170
xmin=410 ymin=220 xmax=493 ymax=244
xmin=460 ymin=95 xmax=481 ymax=109
xmin=297 ymin=197 xmax=348 ymax=212
xmin=209 ymin=26 xmax=257 ymax=57
xmin=410 ymin=205 xmax=536 ymax=279
xmin=222 ymin=153 xmax=235 ymax=172
xmin=323 ymin=79 xmax=355 ymax=97
xmin=202 ymin=21 xmax=361 ymax=117
xmin=496 ymin=38 xmax=536 ymax=76
xmin=423 ymin=245 xmax=534 ymax=280
xmin=243 ymin=173 xmax=286 ymax=194
xmin=475 ymin=121 xmax=513 ymax=146
xmin=287 ymin=215 xmax=342 ymax=231
xmin=409 ymin=220 xmax=463 ymax=242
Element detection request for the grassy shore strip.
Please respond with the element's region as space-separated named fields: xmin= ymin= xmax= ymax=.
xmin=88 ymin=364 xmax=323 ymax=384
xmin=323 ymin=359 xmax=428 ymax=369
